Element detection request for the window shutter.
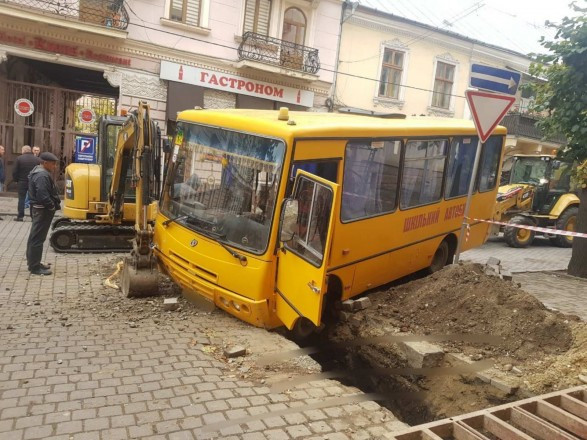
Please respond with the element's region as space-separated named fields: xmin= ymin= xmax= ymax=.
xmin=243 ymin=0 xmax=271 ymax=35
xmin=256 ymin=0 xmax=271 ymax=35
xmin=185 ymin=0 xmax=201 ymax=26
xmin=170 ymin=0 xmax=184 ymax=21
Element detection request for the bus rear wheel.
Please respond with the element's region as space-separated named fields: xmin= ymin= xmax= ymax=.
xmin=427 ymin=240 xmax=450 ymax=274
xmin=504 ymin=216 xmax=535 ymax=248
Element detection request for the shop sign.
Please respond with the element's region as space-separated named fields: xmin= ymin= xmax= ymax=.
xmin=160 ymin=61 xmax=314 ymax=107
xmin=0 ymin=31 xmax=132 ymax=67
xmin=74 ymin=135 xmax=97 ymax=163
xmin=78 ymin=108 xmax=96 ymax=124
xmin=14 ymin=98 xmax=34 ymax=117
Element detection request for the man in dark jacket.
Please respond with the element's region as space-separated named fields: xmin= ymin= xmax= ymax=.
xmin=12 ymin=145 xmax=41 ymax=221
xmin=0 ymin=145 xmax=5 ymax=193
xmin=26 ymin=152 xmax=60 ymax=275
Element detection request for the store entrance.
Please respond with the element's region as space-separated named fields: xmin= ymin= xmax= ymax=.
xmin=0 ymin=56 xmax=118 ymax=191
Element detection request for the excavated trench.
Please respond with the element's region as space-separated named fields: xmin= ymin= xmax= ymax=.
xmin=296 ymin=263 xmax=579 ymax=426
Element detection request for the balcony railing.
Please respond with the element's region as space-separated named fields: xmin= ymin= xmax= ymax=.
xmin=237 ymin=32 xmax=320 ymax=75
xmin=3 ymin=0 xmax=129 ymax=30
xmin=502 ymin=113 xmax=567 ymax=145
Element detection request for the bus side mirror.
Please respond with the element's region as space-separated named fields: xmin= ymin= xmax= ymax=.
xmin=279 ymin=198 xmax=298 ymax=243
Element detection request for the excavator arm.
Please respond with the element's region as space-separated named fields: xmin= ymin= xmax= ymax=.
xmin=97 ymin=101 xmax=160 ymax=297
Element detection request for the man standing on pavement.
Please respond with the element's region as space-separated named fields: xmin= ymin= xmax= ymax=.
xmin=0 ymin=145 xmax=5 ymax=192
xmin=12 ymin=145 xmax=41 ymax=221
xmin=0 ymin=145 xmax=4 ymax=221
xmin=26 ymin=152 xmax=60 ymax=275
xmin=26 ymin=147 xmax=41 ymax=213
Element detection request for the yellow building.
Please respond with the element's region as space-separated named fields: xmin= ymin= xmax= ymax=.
xmin=333 ymin=4 xmax=566 ymax=157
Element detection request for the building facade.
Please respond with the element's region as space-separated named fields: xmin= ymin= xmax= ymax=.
xmin=334 ymin=5 xmax=564 ymax=159
xmin=0 ymin=0 xmax=341 ymax=189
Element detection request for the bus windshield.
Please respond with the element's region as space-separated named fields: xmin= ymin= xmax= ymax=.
xmin=161 ymin=122 xmax=286 ymax=254
xmin=510 ymin=157 xmax=548 ymax=185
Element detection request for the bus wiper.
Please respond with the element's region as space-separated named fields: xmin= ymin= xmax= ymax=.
xmin=217 ymin=240 xmax=248 ymax=266
xmin=162 ymin=214 xmax=189 ymax=227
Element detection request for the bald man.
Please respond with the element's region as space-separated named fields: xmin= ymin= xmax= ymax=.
xmin=12 ymin=145 xmax=41 ymax=221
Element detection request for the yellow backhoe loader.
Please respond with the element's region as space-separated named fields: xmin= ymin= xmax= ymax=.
xmin=493 ymin=154 xmax=579 ymax=247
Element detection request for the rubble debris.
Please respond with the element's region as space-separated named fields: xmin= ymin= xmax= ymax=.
xmin=163 ymin=297 xmax=179 ymax=311
xmin=224 ymin=346 xmax=247 ymax=358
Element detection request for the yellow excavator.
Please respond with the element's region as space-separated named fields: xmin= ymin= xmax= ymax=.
xmin=50 ymin=106 xmax=163 ymax=252
xmin=493 ymin=154 xmax=579 ymax=247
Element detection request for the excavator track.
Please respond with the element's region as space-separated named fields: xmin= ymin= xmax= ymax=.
xmin=50 ymin=222 xmax=135 ymax=253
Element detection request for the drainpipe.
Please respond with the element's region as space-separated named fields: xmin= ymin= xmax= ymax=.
xmin=329 ymin=0 xmax=358 ymax=112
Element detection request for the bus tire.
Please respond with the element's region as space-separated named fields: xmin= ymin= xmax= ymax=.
xmin=550 ymin=207 xmax=578 ymax=248
xmin=427 ymin=240 xmax=450 ymax=274
xmin=290 ymin=317 xmax=316 ymax=342
xmin=504 ymin=216 xmax=535 ymax=248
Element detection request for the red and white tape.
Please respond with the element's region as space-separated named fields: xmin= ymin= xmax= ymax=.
xmin=466 ymin=217 xmax=587 ymax=239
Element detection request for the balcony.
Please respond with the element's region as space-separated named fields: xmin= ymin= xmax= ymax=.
xmin=237 ymin=32 xmax=320 ymax=77
xmin=1 ymin=0 xmax=129 ymax=33
xmin=502 ymin=113 xmax=566 ymax=145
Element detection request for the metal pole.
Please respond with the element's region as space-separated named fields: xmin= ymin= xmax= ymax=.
xmin=454 ymin=139 xmax=483 ymax=264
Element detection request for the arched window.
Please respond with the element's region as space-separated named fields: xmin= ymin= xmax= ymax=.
xmin=282 ymin=7 xmax=306 ymax=45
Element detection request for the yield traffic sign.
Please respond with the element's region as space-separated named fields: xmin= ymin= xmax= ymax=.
xmin=470 ymin=64 xmax=521 ymax=95
xmin=466 ymin=90 xmax=515 ymax=143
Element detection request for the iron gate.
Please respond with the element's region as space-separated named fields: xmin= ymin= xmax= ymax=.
xmin=0 ymin=78 xmax=117 ymax=186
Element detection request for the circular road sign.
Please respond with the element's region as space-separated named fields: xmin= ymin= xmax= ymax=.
xmin=14 ymin=99 xmax=34 ymax=117
xmin=78 ymin=108 xmax=96 ymax=124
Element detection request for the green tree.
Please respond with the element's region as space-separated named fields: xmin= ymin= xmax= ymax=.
xmin=528 ymin=1 xmax=587 ymax=277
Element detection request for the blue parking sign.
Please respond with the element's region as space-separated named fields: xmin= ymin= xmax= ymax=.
xmin=75 ymin=136 xmax=97 ymax=163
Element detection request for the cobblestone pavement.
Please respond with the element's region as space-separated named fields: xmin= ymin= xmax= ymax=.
xmin=461 ymin=236 xmax=572 ymax=273
xmin=0 ymin=196 xmax=407 ymax=440
xmin=512 ymin=272 xmax=587 ymax=321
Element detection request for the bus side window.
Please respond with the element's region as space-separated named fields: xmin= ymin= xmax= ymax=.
xmin=288 ymin=160 xmax=339 ymax=195
xmin=445 ymin=136 xmax=478 ymax=199
xmin=478 ymin=136 xmax=503 ymax=192
xmin=341 ymin=140 xmax=401 ymax=221
xmin=401 ymin=139 xmax=448 ymax=209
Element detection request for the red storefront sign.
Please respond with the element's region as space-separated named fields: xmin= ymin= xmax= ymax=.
xmin=0 ymin=31 xmax=131 ymax=67
xmin=160 ymin=61 xmax=314 ymax=107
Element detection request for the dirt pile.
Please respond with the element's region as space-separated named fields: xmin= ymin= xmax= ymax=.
xmin=360 ymin=263 xmax=576 ymax=362
xmin=321 ymin=263 xmax=586 ymax=423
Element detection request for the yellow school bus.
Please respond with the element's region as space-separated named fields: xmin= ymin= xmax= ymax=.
xmin=154 ymin=108 xmax=505 ymax=337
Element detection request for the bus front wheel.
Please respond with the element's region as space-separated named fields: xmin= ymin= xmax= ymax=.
xmin=291 ymin=317 xmax=316 ymax=342
xmin=428 ymin=240 xmax=450 ymax=274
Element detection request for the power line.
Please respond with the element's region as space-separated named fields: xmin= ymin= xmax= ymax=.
xmin=125 ymin=15 xmax=466 ymax=100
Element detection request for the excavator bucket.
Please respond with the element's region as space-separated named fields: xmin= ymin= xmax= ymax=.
xmin=120 ymin=257 xmax=159 ymax=298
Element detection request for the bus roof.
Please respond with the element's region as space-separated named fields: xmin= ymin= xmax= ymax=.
xmin=176 ymin=108 xmax=507 ymax=139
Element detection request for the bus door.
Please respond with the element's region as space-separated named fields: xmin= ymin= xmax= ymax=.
xmin=275 ymin=171 xmax=339 ymax=329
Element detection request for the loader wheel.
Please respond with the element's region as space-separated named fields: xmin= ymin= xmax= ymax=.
xmin=427 ymin=240 xmax=450 ymax=274
xmin=550 ymin=207 xmax=578 ymax=248
xmin=504 ymin=216 xmax=535 ymax=248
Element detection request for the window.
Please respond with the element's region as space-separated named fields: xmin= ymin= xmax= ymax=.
xmin=478 ymin=136 xmax=503 ymax=192
xmin=401 ymin=139 xmax=448 ymax=209
xmin=287 ymin=177 xmax=333 ymax=266
xmin=282 ymin=8 xmax=306 ymax=45
xmin=431 ymin=61 xmax=455 ymax=109
xmin=379 ymin=49 xmax=404 ymax=100
xmin=342 ymin=140 xmax=401 ymax=221
xmin=445 ymin=136 xmax=478 ymax=199
xmin=243 ymin=0 xmax=271 ymax=35
xmin=169 ymin=0 xmax=202 ymax=26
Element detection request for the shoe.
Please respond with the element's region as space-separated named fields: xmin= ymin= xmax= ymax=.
xmin=14 ymin=217 xmax=23 ymax=222
xmin=40 ymin=263 xmax=51 ymax=270
xmin=30 ymin=268 xmax=52 ymax=276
